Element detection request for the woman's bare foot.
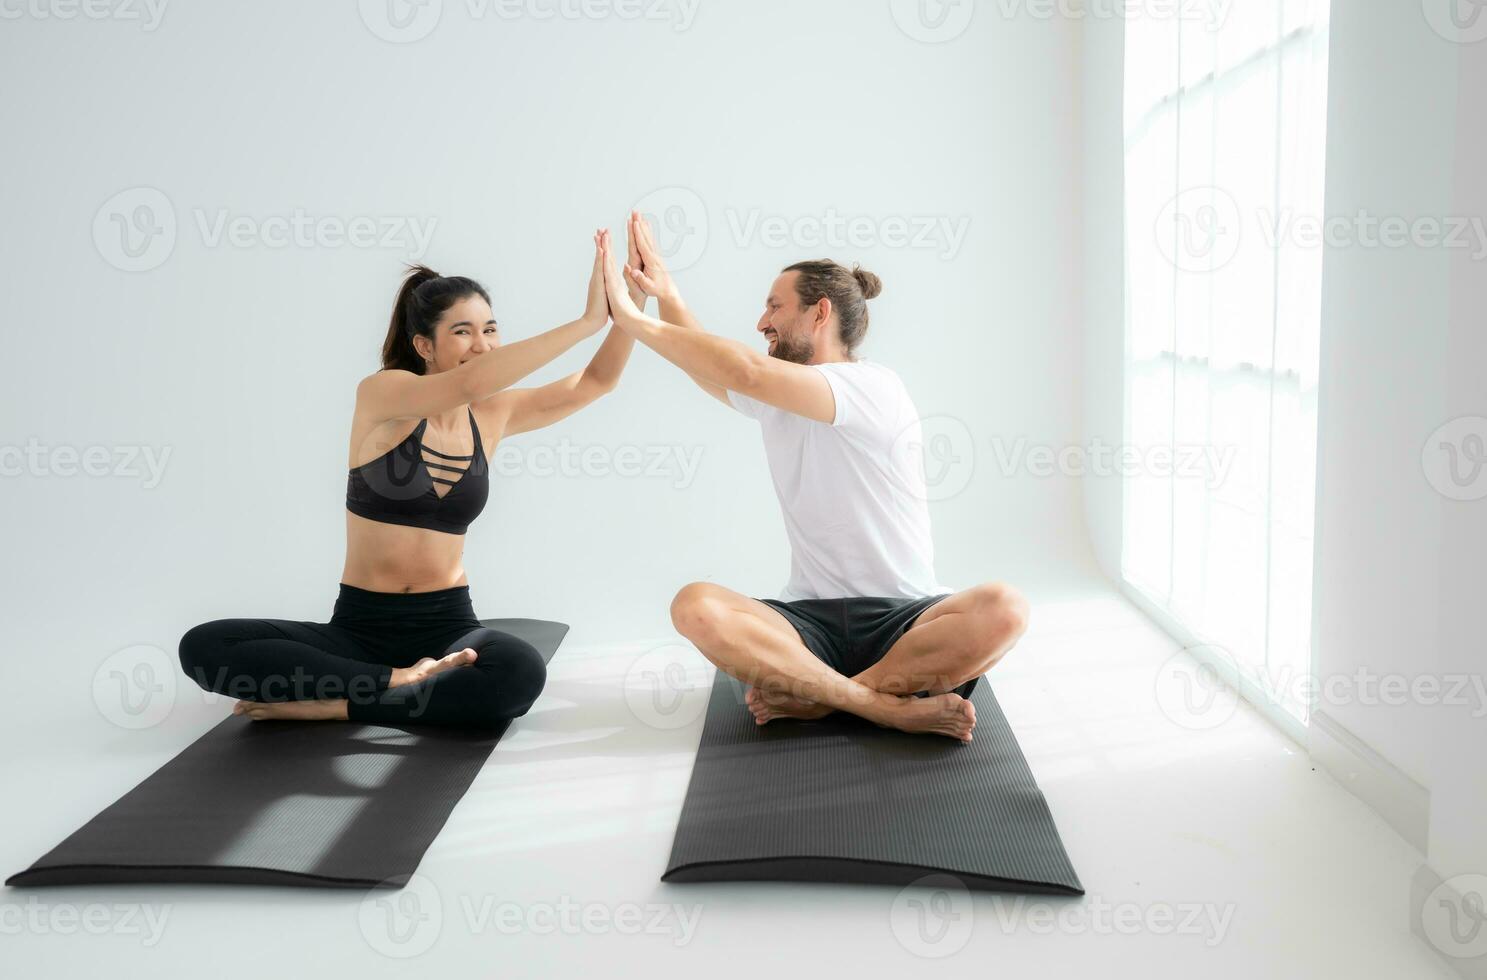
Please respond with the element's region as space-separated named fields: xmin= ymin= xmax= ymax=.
xmin=744 ymin=685 xmax=834 ymax=724
xmin=388 ymin=647 xmax=478 ymax=689
xmin=232 ymin=699 xmax=349 ymax=722
xmin=881 ymin=692 xmax=976 ymax=742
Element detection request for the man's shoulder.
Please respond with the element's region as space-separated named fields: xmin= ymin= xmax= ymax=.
xmin=815 ymin=358 xmax=906 ymax=389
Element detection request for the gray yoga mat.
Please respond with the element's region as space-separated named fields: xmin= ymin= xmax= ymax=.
xmin=6 ymin=618 xmax=567 ymax=890
xmin=662 ymin=672 xmax=1083 ymax=895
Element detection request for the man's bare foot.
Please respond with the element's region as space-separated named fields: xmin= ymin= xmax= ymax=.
xmin=744 ymin=685 xmax=833 ymax=724
xmin=232 ymin=699 xmax=348 ymax=722
xmin=882 ymin=692 xmax=976 ymax=742
xmin=388 ymin=647 xmax=478 ymax=688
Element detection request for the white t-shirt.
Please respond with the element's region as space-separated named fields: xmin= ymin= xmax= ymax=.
xmin=727 ymin=360 xmax=951 ymax=602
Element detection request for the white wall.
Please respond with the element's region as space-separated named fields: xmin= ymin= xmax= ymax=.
xmin=1310 ymin=0 xmax=1460 ymax=795
xmin=1078 ymin=10 xmax=1125 ymax=581
xmin=0 ymin=0 xmax=1094 ymax=726
xmin=1426 ymin=11 xmax=1487 ymax=894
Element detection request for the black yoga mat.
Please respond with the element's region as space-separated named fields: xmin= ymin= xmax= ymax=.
xmin=6 ymin=618 xmax=567 ymax=890
xmin=662 ymin=672 xmax=1083 ymax=895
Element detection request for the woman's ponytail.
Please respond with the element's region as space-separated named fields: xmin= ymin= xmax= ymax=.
xmin=378 ymin=264 xmax=490 ymax=374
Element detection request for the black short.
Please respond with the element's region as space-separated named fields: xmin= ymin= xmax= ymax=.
xmin=757 ymin=594 xmax=980 ymax=699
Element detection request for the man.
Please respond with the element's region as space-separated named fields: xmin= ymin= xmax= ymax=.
xmin=598 ymin=215 xmax=1028 ymax=742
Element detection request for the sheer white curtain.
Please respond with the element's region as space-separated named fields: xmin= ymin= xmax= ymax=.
xmin=1122 ymin=0 xmax=1332 ymax=724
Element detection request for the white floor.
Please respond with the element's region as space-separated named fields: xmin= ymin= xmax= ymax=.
xmin=0 ymin=582 xmax=1457 ymax=979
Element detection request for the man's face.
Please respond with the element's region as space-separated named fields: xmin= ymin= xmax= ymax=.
xmin=756 ymin=271 xmax=816 ymax=364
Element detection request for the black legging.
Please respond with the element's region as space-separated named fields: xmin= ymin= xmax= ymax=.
xmin=177 ymin=583 xmax=547 ymax=730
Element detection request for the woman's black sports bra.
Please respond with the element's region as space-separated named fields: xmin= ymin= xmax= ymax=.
xmin=346 ymin=407 xmax=490 ymax=535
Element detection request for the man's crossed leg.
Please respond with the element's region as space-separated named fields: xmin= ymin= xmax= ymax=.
xmin=670 ymin=581 xmax=1030 ymax=742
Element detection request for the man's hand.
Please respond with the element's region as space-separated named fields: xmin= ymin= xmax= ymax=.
xmin=625 ymin=213 xmax=649 ymax=311
xmin=624 ymin=209 xmax=683 ymax=306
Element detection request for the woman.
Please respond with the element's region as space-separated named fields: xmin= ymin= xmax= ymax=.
xmin=177 ymin=230 xmax=642 ymax=728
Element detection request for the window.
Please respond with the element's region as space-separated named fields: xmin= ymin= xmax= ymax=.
xmin=1122 ymin=1 xmax=1332 ymax=727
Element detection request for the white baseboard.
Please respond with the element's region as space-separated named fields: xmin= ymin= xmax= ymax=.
xmin=1412 ymin=863 xmax=1487 ymax=977
xmin=1310 ymin=709 xmax=1431 ymax=852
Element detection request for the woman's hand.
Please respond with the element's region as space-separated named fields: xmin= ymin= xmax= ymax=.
xmin=581 ymin=230 xmax=610 ymax=333
xmin=624 ymin=210 xmax=682 ymax=305
xmin=599 ymin=229 xmax=645 ymax=328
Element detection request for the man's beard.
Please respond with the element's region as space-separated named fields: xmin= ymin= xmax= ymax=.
xmin=768 ymin=331 xmax=814 ymax=364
